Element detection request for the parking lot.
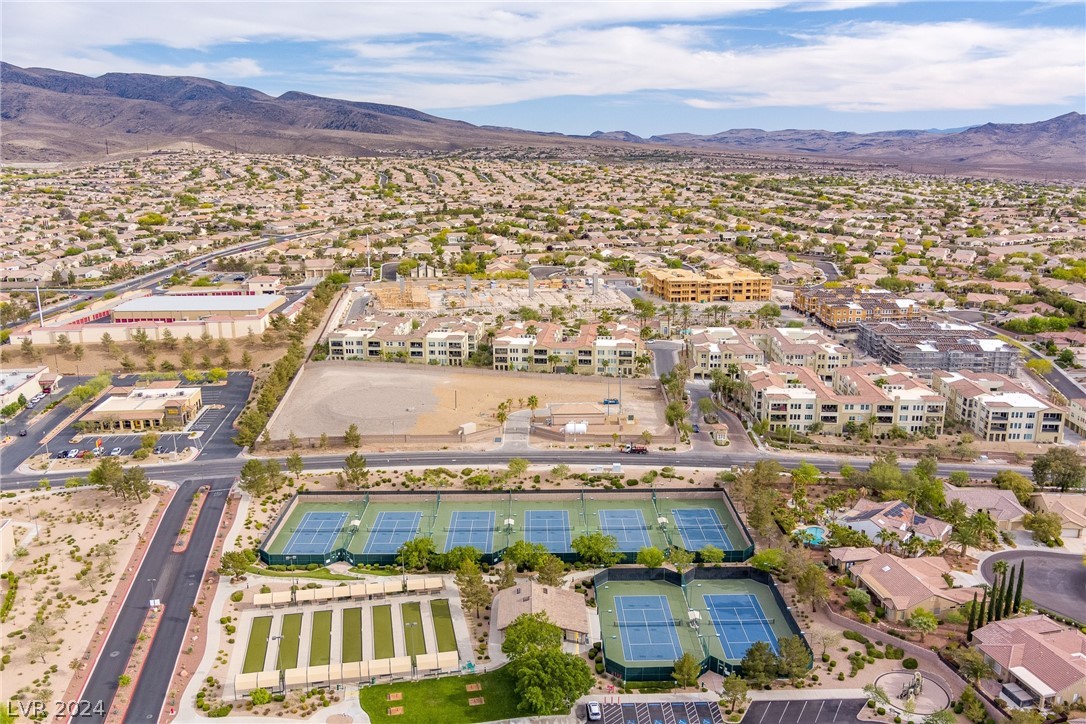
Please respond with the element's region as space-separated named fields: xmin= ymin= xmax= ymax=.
xmin=743 ymin=698 xmax=866 ymax=724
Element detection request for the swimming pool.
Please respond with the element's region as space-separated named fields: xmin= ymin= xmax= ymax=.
xmin=796 ymin=525 xmax=828 ymax=546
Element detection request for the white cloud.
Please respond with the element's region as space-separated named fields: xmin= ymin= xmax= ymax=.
xmin=1 ymin=2 xmax=1081 ymax=115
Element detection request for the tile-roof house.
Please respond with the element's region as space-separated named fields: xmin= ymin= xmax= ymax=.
xmin=493 ymin=580 xmax=590 ymax=644
xmin=1030 ymin=493 xmax=1086 ymax=539
xmin=849 ymin=552 xmax=981 ymax=622
xmin=943 ymin=484 xmax=1028 ymax=531
xmin=838 ymin=499 xmax=952 ymax=545
xmin=972 ymin=615 xmax=1086 ymax=706
xmin=828 ymin=546 xmax=880 ymax=571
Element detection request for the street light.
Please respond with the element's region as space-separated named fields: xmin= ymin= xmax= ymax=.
xmin=271 ymin=634 xmax=284 ymax=692
xmin=148 ymin=578 xmax=157 ymax=603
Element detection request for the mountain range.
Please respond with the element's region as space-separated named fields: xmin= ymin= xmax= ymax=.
xmin=2 ymin=63 xmax=1083 ymax=178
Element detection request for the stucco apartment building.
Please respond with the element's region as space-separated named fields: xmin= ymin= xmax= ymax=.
xmin=492 ymin=321 xmax=643 ymax=376
xmin=793 ymin=286 xmax=923 ymax=330
xmin=740 ymin=362 xmax=946 ymax=436
xmin=685 ymin=326 xmax=852 ymax=381
xmin=932 ymin=370 xmax=1065 ymax=444
xmin=849 ymin=551 xmax=981 ymax=622
xmin=642 ymin=267 xmax=772 ymax=303
xmin=327 ymin=315 xmax=484 ymax=365
xmin=973 ymin=615 xmax=1086 ymax=707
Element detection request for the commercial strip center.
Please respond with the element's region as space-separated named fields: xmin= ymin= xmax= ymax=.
xmin=258 ymin=489 xmax=808 ymax=682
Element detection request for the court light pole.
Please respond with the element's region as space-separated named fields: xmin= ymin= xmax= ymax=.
xmin=271 ymin=634 xmax=284 ymax=692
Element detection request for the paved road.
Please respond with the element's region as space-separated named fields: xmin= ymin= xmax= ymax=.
xmin=0 ymin=376 xmax=83 ymax=476
xmin=743 ymin=698 xmax=866 ymax=724
xmin=980 ymin=550 xmax=1086 ymax=624
xmin=79 ymin=477 xmax=233 ymax=723
xmin=647 ymin=339 xmax=682 ymax=378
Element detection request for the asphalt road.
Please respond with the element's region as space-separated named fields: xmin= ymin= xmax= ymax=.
xmin=980 ymin=550 xmax=1086 ymax=624
xmin=79 ymin=477 xmax=233 ymax=723
xmin=743 ymin=698 xmax=866 ymax=724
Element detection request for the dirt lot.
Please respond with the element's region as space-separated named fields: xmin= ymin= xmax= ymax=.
xmin=3 ymin=339 xmax=287 ymax=377
xmin=268 ymin=362 xmax=666 ymax=439
xmin=0 ymin=487 xmax=162 ymax=705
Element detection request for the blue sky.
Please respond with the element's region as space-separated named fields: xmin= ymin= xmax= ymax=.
xmin=3 ymin=1 xmax=1083 ymax=135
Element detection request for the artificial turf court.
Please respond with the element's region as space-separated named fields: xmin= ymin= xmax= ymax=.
xmin=242 ymin=616 xmax=272 ymax=674
xmin=261 ymin=490 xmax=750 ymax=566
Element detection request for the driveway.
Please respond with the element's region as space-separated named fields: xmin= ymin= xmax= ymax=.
xmin=980 ymin=550 xmax=1086 ymax=624
xmin=743 ymin=699 xmax=866 ymax=724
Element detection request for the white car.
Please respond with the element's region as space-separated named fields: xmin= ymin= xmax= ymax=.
xmin=110 ymin=447 xmax=123 ymax=457
xmin=586 ymin=702 xmax=602 ymax=721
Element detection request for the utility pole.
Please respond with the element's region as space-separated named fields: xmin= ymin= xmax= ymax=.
xmin=34 ymin=285 xmax=44 ymax=326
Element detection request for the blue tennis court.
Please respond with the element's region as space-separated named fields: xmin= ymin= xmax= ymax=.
xmin=524 ymin=510 xmax=571 ymax=553
xmin=672 ymin=508 xmax=732 ymax=551
xmin=282 ymin=511 xmax=347 ymax=555
xmin=614 ymin=595 xmax=684 ymax=662
xmin=444 ymin=511 xmax=495 ymax=552
xmin=362 ymin=511 xmax=422 ymax=555
xmin=704 ymin=593 xmax=779 ymax=659
xmin=599 ymin=509 xmax=651 ymax=551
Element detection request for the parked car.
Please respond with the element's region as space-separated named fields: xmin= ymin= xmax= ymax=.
xmin=153 ymin=446 xmax=166 ymax=455
xmin=53 ymin=451 xmax=67 ymax=459
xmin=110 ymin=447 xmax=123 ymax=457
xmin=587 ymin=702 xmax=602 ymax=722
xmin=67 ymin=449 xmax=80 ymax=458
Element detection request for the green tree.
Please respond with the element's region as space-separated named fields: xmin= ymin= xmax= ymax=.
xmin=501 ymin=612 xmax=563 ymax=660
xmin=88 ymin=457 xmax=124 ymax=498
xmin=993 ymin=470 xmax=1034 ymax=504
xmin=700 ymin=545 xmax=724 ymax=564
xmin=1025 ymin=358 xmax=1053 ymax=375
xmin=238 ymin=458 xmax=282 ymax=497
xmin=959 ymin=685 xmax=986 ymax=723
xmin=1024 ymin=511 xmax=1063 ymax=546
xmin=1013 ymin=561 xmax=1024 ymax=612
xmin=1002 ymin=565 xmax=1016 ymax=619
xmin=122 ymin=465 xmax=150 ymax=502
xmin=668 ymin=546 xmax=695 ymax=572
xmin=507 ymin=457 xmax=529 ymax=479
xmin=343 ymin=423 xmax=361 ymax=447
xmin=908 ymin=608 xmax=939 ymax=642
xmin=504 ymin=540 xmax=548 ymax=571
xmin=795 ymin=564 xmax=830 ymax=612
xmin=534 ymin=554 xmax=566 ymax=587
xmin=571 ymin=532 xmax=621 ymax=567
xmin=397 ymin=537 xmax=435 ymax=570
xmin=455 ymin=559 xmax=491 ymax=616
xmin=511 ymin=647 xmax=594 ymax=715
xmin=219 ymin=550 xmax=254 ymax=580
xmin=776 ymin=635 xmax=811 ymax=685
xmin=1032 ymin=447 xmax=1084 ymax=491
xmin=720 ymin=673 xmax=749 ymax=713
xmin=497 ymin=562 xmax=517 ymax=590
xmin=671 ymin=652 xmax=701 ymax=688
xmin=636 ymin=546 xmax=665 ymax=569
xmin=286 ymin=452 xmax=303 ymax=476
xmin=952 ymin=647 xmax=995 ymax=685
xmin=740 ymin=640 xmax=778 ymax=687
xmin=342 ymin=452 xmax=368 ymax=487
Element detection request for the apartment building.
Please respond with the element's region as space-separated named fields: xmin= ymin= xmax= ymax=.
xmin=685 ymin=327 xmax=852 ymax=380
xmin=856 ymin=320 xmax=1019 ymax=376
xmin=492 ymin=321 xmax=643 ymax=376
xmin=1066 ymin=398 xmax=1086 ymax=436
xmin=740 ymin=362 xmax=945 ymax=436
xmin=793 ymin=285 xmax=922 ymax=330
xmin=642 ymin=267 xmax=772 ymax=303
xmin=931 ymin=370 xmax=1065 ymax=444
xmin=327 ymin=315 xmax=484 ymax=365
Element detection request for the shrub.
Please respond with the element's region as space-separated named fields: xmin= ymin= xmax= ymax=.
xmin=867 ymin=701 xmax=876 ymax=709
xmin=230 ymin=591 xmax=244 ymax=603
xmin=902 ymin=658 xmax=918 ymax=670
xmin=877 ymin=707 xmax=886 ymax=715
xmin=843 ymin=631 xmax=869 ymax=645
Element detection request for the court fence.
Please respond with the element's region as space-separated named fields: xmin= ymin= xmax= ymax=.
xmin=258 ymin=488 xmax=754 ymax=568
xmin=593 ymin=567 xmax=811 ymax=683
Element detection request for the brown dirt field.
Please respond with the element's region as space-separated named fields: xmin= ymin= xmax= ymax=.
xmin=0 ymin=487 xmax=162 ymax=705
xmin=267 ymin=363 xmax=666 ymax=439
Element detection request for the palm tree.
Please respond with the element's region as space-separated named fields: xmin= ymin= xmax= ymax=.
xmin=950 ymin=524 xmax=980 ymax=556
xmin=876 ymin=529 xmax=901 ymax=552
xmin=547 ymin=354 xmax=561 ymax=373
xmin=526 ymin=395 xmax=539 ymax=421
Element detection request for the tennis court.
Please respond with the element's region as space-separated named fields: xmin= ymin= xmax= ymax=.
xmin=362 ymin=511 xmax=423 ymax=555
xmin=599 ymin=509 xmax=652 ymax=552
xmin=443 ymin=510 xmax=495 ymax=552
xmin=282 ymin=511 xmax=349 ymax=556
xmin=524 ymin=509 xmax=572 ymax=553
xmin=614 ymin=595 xmax=684 ymax=662
xmin=704 ymin=593 xmax=779 ymax=659
xmin=672 ymin=508 xmax=732 ymax=551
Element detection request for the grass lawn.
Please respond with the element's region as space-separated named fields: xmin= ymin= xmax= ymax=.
xmin=430 ymin=600 xmax=458 ymax=653
xmin=401 ymin=602 xmax=427 ymax=656
xmin=358 ymin=667 xmax=520 ymax=724
xmin=278 ymin=613 xmax=302 ymax=669
xmin=343 ymin=608 xmax=363 ymax=663
xmin=243 ymin=616 xmax=273 ymax=674
xmin=372 ymin=604 xmax=395 ymax=659
xmin=310 ymin=610 xmax=332 ymax=666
